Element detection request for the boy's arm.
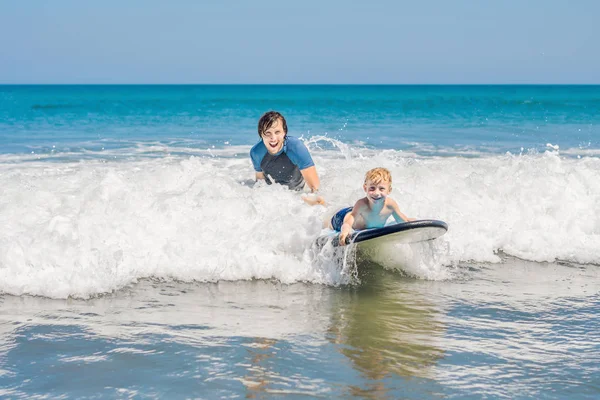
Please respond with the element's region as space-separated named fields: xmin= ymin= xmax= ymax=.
xmin=389 ymin=199 xmax=414 ymax=222
xmin=256 ymin=172 xmax=265 ymax=180
xmin=339 ymin=203 xmax=361 ymax=245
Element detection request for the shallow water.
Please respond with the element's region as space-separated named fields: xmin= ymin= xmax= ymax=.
xmin=1 ymin=256 xmax=598 ymax=399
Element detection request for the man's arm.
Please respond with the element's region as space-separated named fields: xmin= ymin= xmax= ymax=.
xmin=302 ymin=194 xmax=325 ymax=206
xmin=300 ymin=166 xmax=320 ymax=192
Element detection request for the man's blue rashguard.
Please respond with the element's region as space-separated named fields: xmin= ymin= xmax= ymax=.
xmin=250 ymin=136 xmax=315 ymax=191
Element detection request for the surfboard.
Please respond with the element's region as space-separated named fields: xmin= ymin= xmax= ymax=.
xmin=315 ymin=219 xmax=448 ymax=247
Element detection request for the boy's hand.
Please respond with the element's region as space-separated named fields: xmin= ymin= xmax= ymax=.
xmin=339 ymin=229 xmax=350 ymax=246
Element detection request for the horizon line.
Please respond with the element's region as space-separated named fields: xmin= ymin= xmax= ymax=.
xmin=1 ymin=83 xmax=600 ymax=86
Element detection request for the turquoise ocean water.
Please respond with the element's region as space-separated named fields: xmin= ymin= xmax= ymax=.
xmin=1 ymin=85 xmax=599 ymax=398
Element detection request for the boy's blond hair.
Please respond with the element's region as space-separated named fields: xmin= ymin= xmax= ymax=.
xmin=364 ymin=167 xmax=392 ymax=186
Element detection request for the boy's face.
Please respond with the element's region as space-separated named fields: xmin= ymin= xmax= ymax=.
xmin=261 ymin=118 xmax=286 ymax=154
xmin=363 ymin=179 xmax=391 ymax=204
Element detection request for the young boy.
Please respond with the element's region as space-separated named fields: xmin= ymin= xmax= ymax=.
xmin=332 ymin=167 xmax=414 ymax=246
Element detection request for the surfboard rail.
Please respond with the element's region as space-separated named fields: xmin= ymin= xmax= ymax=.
xmin=315 ymin=219 xmax=448 ymax=247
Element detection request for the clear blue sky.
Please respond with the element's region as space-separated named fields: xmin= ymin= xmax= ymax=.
xmin=1 ymin=0 xmax=598 ymax=84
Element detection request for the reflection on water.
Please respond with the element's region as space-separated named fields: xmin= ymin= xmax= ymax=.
xmin=327 ymin=264 xmax=446 ymax=398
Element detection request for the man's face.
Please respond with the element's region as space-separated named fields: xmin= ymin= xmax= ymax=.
xmin=261 ymin=119 xmax=286 ymax=154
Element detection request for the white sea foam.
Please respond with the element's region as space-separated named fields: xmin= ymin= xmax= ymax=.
xmin=1 ymin=145 xmax=599 ymax=298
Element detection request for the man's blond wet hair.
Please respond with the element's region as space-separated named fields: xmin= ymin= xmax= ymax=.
xmin=364 ymin=167 xmax=392 ymax=186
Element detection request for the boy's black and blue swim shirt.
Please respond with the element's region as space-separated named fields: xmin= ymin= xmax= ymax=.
xmin=250 ymin=136 xmax=315 ymax=191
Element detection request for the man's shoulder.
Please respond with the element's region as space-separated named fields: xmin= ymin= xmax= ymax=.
xmin=250 ymin=141 xmax=267 ymax=158
xmin=283 ymin=136 xmax=314 ymax=169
